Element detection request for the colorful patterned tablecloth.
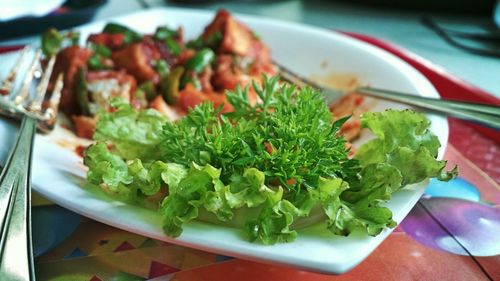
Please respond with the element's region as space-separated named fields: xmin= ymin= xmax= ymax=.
xmin=32 ymin=142 xmax=500 ymax=281
xmin=6 ymin=32 xmax=500 ymax=280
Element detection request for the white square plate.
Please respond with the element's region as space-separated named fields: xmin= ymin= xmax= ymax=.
xmin=0 ymin=8 xmax=448 ymax=274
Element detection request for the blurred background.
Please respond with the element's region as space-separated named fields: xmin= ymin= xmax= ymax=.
xmin=1 ymin=0 xmax=499 ymax=95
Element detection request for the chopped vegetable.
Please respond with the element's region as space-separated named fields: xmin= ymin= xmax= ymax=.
xmin=87 ymin=43 xmax=113 ymax=70
xmin=165 ymin=37 xmax=182 ymax=56
xmin=42 ymin=28 xmax=64 ymax=56
xmin=205 ymin=31 xmax=223 ymax=48
xmin=87 ymin=55 xmax=103 ymax=70
xmin=160 ymin=66 xmax=184 ymax=104
xmin=138 ymin=81 xmax=157 ymax=101
xmin=154 ymin=26 xmax=178 ymax=41
xmin=76 ymin=68 xmax=90 ymax=116
xmin=103 ymin=23 xmax=142 ymax=44
xmin=186 ymin=30 xmax=224 ymax=50
xmin=42 ymin=28 xmax=80 ymax=56
xmin=132 ymin=89 xmax=148 ymax=108
xmin=153 ymin=59 xmax=170 ymax=78
xmin=90 ymin=43 xmax=112 ymax=58
xmin=180 ymin=74 xmax=201 ymax=90
xmin=184 ymin=48 xmax=215 ymax=73
xmin=186 ymin=37 xmax=205 ymax=50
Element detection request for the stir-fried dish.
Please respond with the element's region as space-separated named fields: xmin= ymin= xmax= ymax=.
xmin=42 ymin=10 xmax=456 ymax=244
xmin=44 ymin=10 xmax=362 ymax=141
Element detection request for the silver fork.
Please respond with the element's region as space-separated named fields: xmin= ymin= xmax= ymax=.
xmin=0 ymin=47 xmax=63 ymax=280
xmin=275 ymin=62 xmax=500 ymax=129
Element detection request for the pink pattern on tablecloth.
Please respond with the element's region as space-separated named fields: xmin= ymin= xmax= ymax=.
xmin=449 ymin=119 xmax=500 ymax=184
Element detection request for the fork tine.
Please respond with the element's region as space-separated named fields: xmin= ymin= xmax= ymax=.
xmin=29 ymin=55 xmax=57 ymax=112
xmin=0 ymin=47 xmax=29 ymax=97
xmin=46 ymin=73 xmax=64 ymax=118
xmin=14 ymin=50 xmax=41 ymax=106
xmin=39 ymin=73 xmax=64 ymax=132
xmin=1 ymin=49 xmax=63 ymax=133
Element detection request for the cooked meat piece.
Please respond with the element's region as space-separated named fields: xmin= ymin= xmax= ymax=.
xmin=53 ymin=46 xmax=92 ymax=114
xmin=247 ymin=59 xmax=278 ymax=78
xmin=339 ymin=118 xmax=361 ymax=142
xmin=202 ymin=10 xmax=271 ymax=66
xmin=86 ymin=70 xmax=137 ymax=114
xmin=177 ymin=84 xmax=233 ymax=113
xmin=329 ymin=93 xmax=364 ymax=141
xmin=199 ymin=65 xmax=214 ymax=93
xmin=88 ymin=33 xmax=125 ymax=50
xmin=218 ymin=14 xmax=251 ymax=56
xmin=211 ymin=55 xmax=249 ymax=91
xmin=177 ymin=84 xmax=209 ymax=112
xmin=186 ymin=11 xmax=277 ymax=103
xmin=329 ymin=92 xmax=364 ymax=118
xmin=111 ymin=42 xmax=161 ymax=83
xmin=149 ymin=95 xmax=181 ymax=121
xmin=72 ymin=115 xmax=97 ymax=139
xmin=86 ymin=70 xmax=137 ymax=92
xmin=177 ymin=49 xmax=196 ymax=65
xmin=203 ymin=10 xmax=249 ymax=55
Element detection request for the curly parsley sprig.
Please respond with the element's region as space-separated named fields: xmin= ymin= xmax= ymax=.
xmin=159 ymin=75 xmax=357 ymax=190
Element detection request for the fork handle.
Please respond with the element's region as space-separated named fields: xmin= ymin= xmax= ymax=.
xmin=0 ymin=117 xmax=36 ymax=280
xmin=356 ymin=87 xmax=500 ymax=129
xmin=275 ymin=61 xmax=500 ymax=129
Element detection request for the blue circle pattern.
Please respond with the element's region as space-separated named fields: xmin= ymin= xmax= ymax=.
xmin=400 ymin=177 xmax=500 ymax=256
xmin=424 ymin=178 xmax=481 ymax=202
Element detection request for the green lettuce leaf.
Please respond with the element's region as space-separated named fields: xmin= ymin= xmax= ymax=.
xmin=84 ymin=142 xmax=188 ymax=203
xmin=322 ymin=109 xmax=457 ymax=237
xmin=84 ymin=142 xmax=133 ymax=191
xmin=341 ymin=163 xmax=402 ymax=204
xmin=226 ymin=168 xmax=271 ymax=208
xmin=160 ymin=163 xmax=233 ymax=237
xmin=355 ymin=109 xmax=456 ymax=185
xmin=93 ymin=99 xmax=167 ymax=161
xmin=245 ymin=187 xmax=300 ymax=244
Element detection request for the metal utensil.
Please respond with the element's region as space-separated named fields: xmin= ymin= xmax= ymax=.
xmin=276 ymin=62 xmax=500 ymax=129
xmin=0 ymin=47 xmax=63 ymax=280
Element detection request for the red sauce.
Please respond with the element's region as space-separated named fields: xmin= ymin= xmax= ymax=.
xmin=75 ymin=145 xmax=87 ymax=158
